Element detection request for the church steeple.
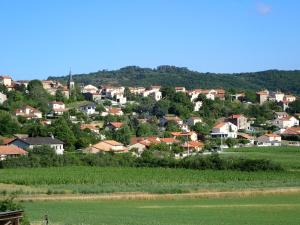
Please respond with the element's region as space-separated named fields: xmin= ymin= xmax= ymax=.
xmin=68 ymin=68 xmax=75 ymax=90
xmin=67 ymin=68 xmax=75 ymax=99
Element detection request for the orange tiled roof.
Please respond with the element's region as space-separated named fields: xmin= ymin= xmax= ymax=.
xmin=0 ymin=137 xmax=16 ymax=145
xmin=0 ymin=145 xmax=27 ymax=155
xmin=109 ymin=122 xmax=123 ymax=128
xmin=160 ymin=138 xmax=180 ymax=143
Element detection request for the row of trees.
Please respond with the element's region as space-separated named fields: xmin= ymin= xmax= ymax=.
xmin=0 ymin=146 xmax=283 ymax=172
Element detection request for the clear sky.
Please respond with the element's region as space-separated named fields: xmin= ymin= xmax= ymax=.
xmin=1 ymin=0 xmax=300 ymax=80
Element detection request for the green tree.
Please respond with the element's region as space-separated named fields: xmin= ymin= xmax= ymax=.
xmin=0 ymin=110 xmax=20 ymax=136
xmin=113 ymin=125 xmax=131 ymax=145
xmin=50 ymin=117 xmax=76 ymax=149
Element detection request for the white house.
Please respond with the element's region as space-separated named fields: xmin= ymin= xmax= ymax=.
xmin=211 ymin=122 xmax=238 ymax=138
xmin=9 ymin=137 xmax=64 ymax=154
xmin=274 ymin=112 xmax=289 ymax=119
xmin=0 ymin=92 xmax=7 ymax=104
xmin=272 ymin=116 xmax=299 ymax=129
xmin=0 ymin=75 xmax=12 ymax=87
xmin=48 ymin=101 xmax=67 ymax=116
xmin=257 ymin=133 xmax=281 ymax=146
xmin=81 ymin=84 xmax=99 ymax=94
xmin=128 ymin=142 xmax=147 ymax=155
xmin=80 ymin=103 xmax=97 ymax=115
xmin=186 ymin=117 xmax=202 ymax=126
xmin=193 ymin=101 xmax=203 ymax=111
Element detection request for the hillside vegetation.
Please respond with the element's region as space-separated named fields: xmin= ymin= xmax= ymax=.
xmin=48 ymin=66 xmax=300 ymax=94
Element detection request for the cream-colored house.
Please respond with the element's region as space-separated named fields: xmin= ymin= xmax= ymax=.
xmin=15 ymin=105 xmax=42 ymax=119
xmin=257 ymin=133 xmax=281 ymax=146
xmin=85 ymin=140 xmax=128 ymax=153
xmin=272 ymin=116 xmax=299 ymax=129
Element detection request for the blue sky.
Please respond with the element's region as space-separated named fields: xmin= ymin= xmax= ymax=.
xmin=1 ymin=0 xmax=300 ymax=80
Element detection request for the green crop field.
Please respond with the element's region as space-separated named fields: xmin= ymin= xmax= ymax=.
xmin=223 ymin=146 xmax=300 ymax=170
xmin=23 ymin=192 xmax=300 ymax=225
xmin=0 ymin=166 xmax=299 ymax=195
xmin=0 ymin=147 xmax=299 ymax=195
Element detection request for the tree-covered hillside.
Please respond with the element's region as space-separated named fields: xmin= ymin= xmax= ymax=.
xmin=48 ymin=66 xmax=300 ymax=94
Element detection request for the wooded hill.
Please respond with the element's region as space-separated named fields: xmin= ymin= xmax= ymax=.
xmin=48 ymin=66 xmax=300 ymax=94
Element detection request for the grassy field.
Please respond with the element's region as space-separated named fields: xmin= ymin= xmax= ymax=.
xmin=23 ymin=192 xmax=300 ymax=225
xmin=223 ymin=146 xmax=300 ymax=170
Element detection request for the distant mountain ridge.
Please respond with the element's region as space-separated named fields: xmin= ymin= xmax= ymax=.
xmin=48 ymin=66 xmax=300 ymax=94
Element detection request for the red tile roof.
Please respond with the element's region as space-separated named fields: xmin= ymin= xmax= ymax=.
xmin=282 ymin=127 xmax=300 ymax=135
xmin=181 ymin=141 xmax=204 ymax=148
xmin=0 ymin=145 xmax=27 ymax=155
xmin=160 ymin=138 xmax=180 ymax=144
xmin=0 ymin=138 xmax=16 ymax=145
xmin=109 ymin=122 xmax=123 ymax=128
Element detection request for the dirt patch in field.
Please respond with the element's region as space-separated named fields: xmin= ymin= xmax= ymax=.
xmin=8 ymin=187 xmax=300 ymax=202
xmin=140 ymin=203 xmax=300 ymax=209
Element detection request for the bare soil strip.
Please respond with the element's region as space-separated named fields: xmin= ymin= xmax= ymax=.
xmin=6 ymin=187 xmax=300 ymax=202
xmin=139 ymin=203 xmax=300 ymax=209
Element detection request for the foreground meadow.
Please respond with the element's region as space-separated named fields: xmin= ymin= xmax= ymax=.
xmin=24 ymin=192 xmax=300 ymax=225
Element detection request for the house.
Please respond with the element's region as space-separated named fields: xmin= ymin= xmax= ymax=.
xmin=0 ymin=92 xmax=7 ymax=104
xmin=106 ymin=122 xmax=124 ymax=130
xmin=256 ymin=90 xmax=269 ymax=105
xmin=160 ymin=115 xmax=183 ymax=126
xmin=160 ymin=138 xmax=180 ymax=145
xmin=101 ymin=107 xmax=124 ymax=116
xmin=129 ymin=87 xmax=146 ymax=94
xmin=0 ymin=145 xmax=27 ymax=160
xmin=186 ymin=117 xmax=202 ymax=126
xmin=257 ymin=133 xmax=281 ymax=146
xmin=268 ymin=91 xmax=285 ymax=102
xmin=128 ymin=142 xmax=146 ymax=155
xmin=83 ymin=92 xmax=102 ymax=102
xmin=171 ymin=131 xmax=198 ymax=141
xmin=0 ymin=75 xmax=12 ymax=87
xmin=175 ymin=87 xmax=186 ymax=93
xmin=80 ymin=124 xmax=100 ymax=134
xmin=230 ymin=92 xmax=245 ymax=102
xmin=15 ymin=105 xmax=42 ymax=119
xmin=274 ymin=112 xmax=289 ymax=119
xmin=211 ymin=122 xmax=238 ymax=138
xmin=181 ymin=141 xmax=204 ymax=152
xmin=188 ymin=89 xmax=225 ymax=101
xmin=0 ymin=137 xmax=16 ymax=145
xmin=142 ymin=86 xmax=162 ymax=101
xmin=283 ymin=95 xmax=296 ymax=103
xmin=281 ymin=127 xmax=300 ymax=136
xmin=85 ymin=140 xmax=127 ymax=153
xmin=81 ymin=84 xmax=99 ymax=94
xmin=79 ymin=102 xmax=96 ymax=115
xmin=237 ymin=133 xmax=255 ymax=145
xmin=227 ymin=114 xmax=250 ymax=130
xmin=48 ymin=101 xmax=67 ymax=116
xmin=9 ymin=137 xmax=64 ymax=154
xmin=272 ymin=116 xmax=299 ymax=129
xmin=139 ymin=137 xmax=161 ymax=147
xmin=193 ymin=101 xmax=203 ymax=111
xmin=15 ymin=80 xmax=29 ymax=88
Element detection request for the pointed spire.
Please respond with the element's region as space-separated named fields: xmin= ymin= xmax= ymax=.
xmin=68 ymin=68 xmax=73 ymax=82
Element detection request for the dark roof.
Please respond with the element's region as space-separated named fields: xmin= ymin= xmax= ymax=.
xmin=16 ymin=137 xmax=64 ymax=145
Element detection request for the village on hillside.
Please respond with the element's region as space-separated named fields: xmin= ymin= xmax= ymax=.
xmin=0 ymin=73 xmax=300 ymax=160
